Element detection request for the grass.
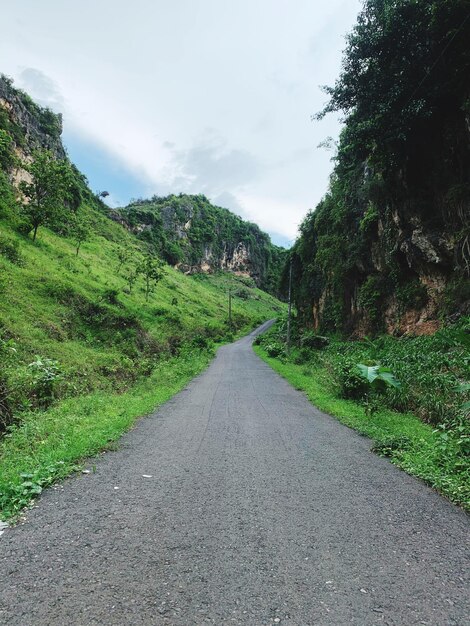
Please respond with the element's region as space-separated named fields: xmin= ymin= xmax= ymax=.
xmin=0 ymin=206 xmax=286 ymax=520
xmin=0 ymin=348 xmax=212 ymax=520
xmin=254 ymin=324 xmax=470 ymax=511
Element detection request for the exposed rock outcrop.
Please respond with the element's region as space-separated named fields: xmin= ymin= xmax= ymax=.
xmin=112 ymin=194 xmax=287 ymax=295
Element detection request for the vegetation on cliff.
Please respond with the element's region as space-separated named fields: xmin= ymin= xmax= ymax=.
xmin=114 ymin=194 xmax=287 ymax=297
xmin=290 ymin=0 xmax=470 ymax=335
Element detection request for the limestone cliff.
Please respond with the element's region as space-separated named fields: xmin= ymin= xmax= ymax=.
xmin=289 ymin=1 xmax=470 ymax=336
xmin=0 ymin=74 xmax=65 ymax=187
xmin=112 ymin=195 xmax=286 ymax=295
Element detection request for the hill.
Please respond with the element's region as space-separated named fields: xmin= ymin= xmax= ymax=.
xmin=290 ymin=0 xmax=470 ymax=336
xmin=111 ymin=194 xmax=287 ymax=297
xmin=0 ymin=75 xmax=285 ymax=518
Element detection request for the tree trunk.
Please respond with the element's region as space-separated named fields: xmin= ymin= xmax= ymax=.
xmin=33 ymin=224 xmax=39 ymax=241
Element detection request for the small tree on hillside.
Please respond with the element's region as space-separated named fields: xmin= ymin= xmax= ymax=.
xmin=116 ymin=245 xmax=132 ymax=273
xmin=70 ymin=213 xmax=90 ymax=256
xmin=124 ymin=266 xmax=139 ymax=294
xmin=20 ymin=150 xmax=71 ymax=241
xmin=138 ymin=253 xmax=164 ymax=301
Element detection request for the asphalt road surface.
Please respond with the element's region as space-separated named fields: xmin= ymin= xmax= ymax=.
xmin=1 ymin=321 xmax=469 ymax=625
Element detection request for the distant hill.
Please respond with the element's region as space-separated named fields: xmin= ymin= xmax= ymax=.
xmin=112 ymin=195 xmax=287 ymax=297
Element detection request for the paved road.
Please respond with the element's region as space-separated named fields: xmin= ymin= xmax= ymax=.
xmin=0 ymin=321 xmax=469 ymax=625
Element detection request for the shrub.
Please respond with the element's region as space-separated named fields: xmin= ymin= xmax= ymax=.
xmin=192 ymin=334 xmax=210 ymax=349
xmin=235 ymin=288 xmax=250 ymax=300
xmin=265 ymin=343 xmax=283 ymax=358
xmin=101 ymin=288 xmax=120 ymax=305
xmin=0 ymin=233 xmax=23 ymax=265
xmin=27 ymin=357 xmax=62 ymax=409
xmin=300 ymin=331 xmax=329 ymax=349
xmin=332 ymin=356 xmax=369 ymax=400
xmin=293 ymin=347 xmax=316 ymax=365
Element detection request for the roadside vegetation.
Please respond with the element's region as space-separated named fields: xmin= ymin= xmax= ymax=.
xmin=0 ymin=206 xmax=283 ymax=519
xmin=254 ymin=319 xmax=470 ymax=510
xmin=0 ymin=138 xmax=284 ymax=520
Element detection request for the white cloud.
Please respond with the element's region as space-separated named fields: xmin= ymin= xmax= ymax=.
xmin=1 ymin=0 xmax=362 ymax=241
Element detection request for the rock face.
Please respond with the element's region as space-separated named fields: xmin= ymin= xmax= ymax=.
xmin=112 ymin=194 xmax=286 ymax=294
xmin=0 ymin=75 xmax=66 ymax=191
xmin=0 ymin=75 xmax=65 ymax=162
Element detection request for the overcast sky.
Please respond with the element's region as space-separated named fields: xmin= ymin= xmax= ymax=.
xmin=1 ymin=0 xmax=362 ymax=246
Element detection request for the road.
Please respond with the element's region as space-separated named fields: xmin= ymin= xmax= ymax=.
xmin=0 ymin=321 xmax=468 ymax=625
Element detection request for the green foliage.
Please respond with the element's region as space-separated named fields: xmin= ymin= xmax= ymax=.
xmin=20 ymin=150 xmax=76 ymax=241
xmin=26 ymin=356 xmax=62 ymax=409
xmin=255 ymin=324 xmax=470 ymax=509
xmin=68 ymin=213 xmax=90 ymax=256
xmin=0 ymin=461 xmax=72 ymax=517
xmin=358 ymin=275 xmax=386 ymax=325
xmin=138 ymin=253 xmax=164 ymax=301
xmin=300 ymin=331 xmax=329 ymax=350
xmin=395 ymin=280 xmax=428 ymax=311
xmin=0 ymin=232 xmax=23 ymax=265
xmin=0 ymin=170 xmax=17 ymax=219
xmin=291 ymin=0 xmax=470 ymax=333
xmin=332 ymin=356 xmax=369 ymax=400
xmin=118 ymin=194 xmax=286 ymax=297
xmin=0 ymin=129 xmax=14 ymax=169
xmin=0 ymin=374 xmax=12 ymax=431
xmin=259 ymin=318 xmax=469 ymax=426
xmin=265 ymin=343 xmax=283 ymax=358
xmin=356 ymin=364 xmax=401 ymax=390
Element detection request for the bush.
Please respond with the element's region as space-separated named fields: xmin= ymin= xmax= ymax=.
xmin=235 ymin=288 xmax=250 ymax=300
xmin=300 ymin=331 xmax=329 ymax=349
xmin=101 ymin=288 xmax=120 ymax=305
xmin=0 ymin=233 xmax=23 ymax=265
xmin=293 ymin=347 xmax=315 ymax=365
xmin=332 ymin=356 xmax=369 ymax=400
xmin=192 ymin=334 xmax=210 ymax=349
xmin=27 ymin=357 xmax=62 ymax=409
xmin=265 ymin=342 xmax=283 ymax=358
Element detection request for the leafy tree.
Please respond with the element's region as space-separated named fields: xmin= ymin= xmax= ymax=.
xmin=116 ymin=245 xmax=132 ymax=273
xmin=20 ymin=150 xmax=76 ymax=241
xmin=138 ymin=253 xmax=164 ymax=301
xmin=69 ymin=213 xmax=90 ymax=256
xmin=124 ymin=267 xmax=139 ymax=294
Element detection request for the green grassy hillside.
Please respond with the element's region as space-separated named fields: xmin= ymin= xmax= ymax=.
xmin=0 ymin=195 xmax=284 ymax=519
xmin=0 ymin=75 xmax=286 ymax=519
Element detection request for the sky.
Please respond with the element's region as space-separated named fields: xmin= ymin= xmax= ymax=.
xmin=1 ymin=0 xmax=362 ymax=247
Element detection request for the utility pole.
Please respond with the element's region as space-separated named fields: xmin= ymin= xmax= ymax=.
xmin=228 ymin=287 xmax=233 ymax=331
xmin=286 ymin=256 xmax=293 ymax=355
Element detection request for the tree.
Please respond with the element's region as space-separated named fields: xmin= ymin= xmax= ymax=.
xmin=138 ymin=253 xmax=164 ymax=301
xmin=20 ymin=150 xmax=73 ymax=241
xmin=116 ymin=245 xmax=132 ymax=273
xmin=69 ymin=213 xmax=90 ymax=256
xmin=124 ymin=266 xmax=139 ymax=294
